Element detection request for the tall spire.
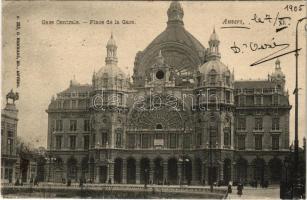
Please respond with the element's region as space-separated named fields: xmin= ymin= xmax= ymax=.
xmin=167 ymin=1 xmax=184 ymax=26
xmin=275 ymin=58 xmax=281 ymax=69
xmin=105 ymin=33 xmax=118 ymax=65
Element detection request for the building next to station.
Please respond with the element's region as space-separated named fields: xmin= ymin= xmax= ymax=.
xmin=46 ymin=1 xmax=291 ymax=186
xmin=1 ymin=90 xmax=19 ymax=183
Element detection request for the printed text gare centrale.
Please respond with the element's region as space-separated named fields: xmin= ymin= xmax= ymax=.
xmin=41 ymin=19 xmax=135 ymax=25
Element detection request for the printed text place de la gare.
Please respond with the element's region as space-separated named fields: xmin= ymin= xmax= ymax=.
xmin=41 ymin=19 xmax=135 ymax=25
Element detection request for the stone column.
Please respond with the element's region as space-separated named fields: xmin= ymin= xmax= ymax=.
xmin=247 ymin=164 xmax=253 ymax=183
xmin=136 ymin=159 xmax=140 ymax=184
xmin=163 ymin=161 xmax=168 ymax=184
xmin=231 ymin=163 xmax=236 ymax=183
xmin=122 ymin=159 xmax=127 ymax=184
xmin=95 ymin=165 xmax=100 ymax=183
xmin=177 ymin=161 xmax=182 ymax=185
xmin=149 ymin=160 xmax=154 ymax=184
xmin=264 ymin=164 xmax=269 ymax=182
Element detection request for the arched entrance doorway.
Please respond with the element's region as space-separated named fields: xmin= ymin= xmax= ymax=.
xmin=252 ymin=158 xmax=265 ymax=183
xmin=99 ymin=166 xmax=107 ymax=183
xmin=181 ymin=157 xmax=192 ymax=185
xmin=208 ymin=166 xmax=218 ymax=185
xmin=140 ymin=158 xmax=150 ymax=184
xmin=81 ymin=157 xmax=89 ymax=181
xmin=268 ymin=157 xmax=282 ymax=184
xmin=54 ymin=157 xmax=63 ymax=182
xmin=168 ymin=158 xmax=178 ymax=185
xmin=89 ymin=157 xmax=95 ymax=182
xmin=36 ymin=156 xmax=46 ymax=182
xmin=114 ymin=158 xmax=123 ymax=184
xmin=236 ymin=157 xmax=248 ymax=183
xmin=67 ymin=157 xmax=78 ymax=181
xmin=195 ymin=158 xmax=202 ymax=184
xmin=154 ymin=157 xmax=163 ymax=184
xmin=223 ymin=159 xmax=232 ymax=184
xmin=127 ymin=157 xmax=136 ymax=184
xmin=20 ymin=158 xmax=29 ymax=183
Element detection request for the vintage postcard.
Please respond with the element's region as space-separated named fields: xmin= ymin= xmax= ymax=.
xmin=1 ymin=0 xmax=306 ymax=199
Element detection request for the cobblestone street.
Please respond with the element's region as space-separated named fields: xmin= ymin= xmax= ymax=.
xmin=227 ymin=186 xmax=280 ymax=199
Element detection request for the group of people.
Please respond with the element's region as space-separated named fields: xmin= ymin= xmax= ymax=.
xmin=14 ymin=176 xmax=39 ymax=186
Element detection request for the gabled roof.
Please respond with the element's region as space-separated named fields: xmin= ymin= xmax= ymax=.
xmin=234 ymin=80 xmax=275 ymax=89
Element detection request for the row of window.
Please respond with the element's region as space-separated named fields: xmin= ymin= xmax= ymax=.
xmin=197 ymin=90 xmax=232 ymax=104
xmin=55 ymin=129 xmax=123 ymax=150
xmin=56 ymin=99 xmax=90 ymax=109
xmin=195 ymin=129 xmax=231 ymax=147
xmin=55 ymin=135 xmax=89 ymax=150
xmin=127 ymin=133 xmax=192 ymax=149
xmin=237 ymin=117 xmax=280 ymax=130
xmin=55 ymin=119 xmax=90 ymax=132
xmin=237 ymin=134 xmax=279 ymax=150
xmin=237 ymin=95 xmax=279 ymax=106
xmin=55 ymin=132 xmax=279 ymax=151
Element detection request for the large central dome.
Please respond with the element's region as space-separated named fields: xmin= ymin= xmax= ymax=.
xmin=132 ymin=1 xmax=206 ymax=87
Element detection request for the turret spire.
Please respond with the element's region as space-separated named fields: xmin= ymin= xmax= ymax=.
xmin=208 ymin=28 xmax=221 ymax=60
xmin=105 ymin=33 xmax=118 ymax=65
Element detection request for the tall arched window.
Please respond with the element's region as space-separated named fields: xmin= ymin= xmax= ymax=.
xmin=209 ymin=116 xmax=217 ymax=146
xmin=224 ymin=118 xmax=231 ymax=147
xmin=115 ymin=128 xmax=122 ymax=148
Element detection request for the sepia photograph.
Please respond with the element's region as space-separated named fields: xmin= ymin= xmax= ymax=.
xmin=1 ymin=0 xmax=306 ymax=199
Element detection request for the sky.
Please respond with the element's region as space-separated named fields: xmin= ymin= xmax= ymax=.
xmin=2 ymin=1 xmax=306 ymax=148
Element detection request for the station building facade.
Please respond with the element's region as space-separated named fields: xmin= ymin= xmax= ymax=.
xmin=46 ymin=1 xmax=291 ymax=185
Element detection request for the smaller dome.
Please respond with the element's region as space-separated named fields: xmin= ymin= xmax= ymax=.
xmin=95 ymin=65 xmax=126 ymax=80
xmin=209 ymin=28 xmax=219 ymax=41
xmin=107 ymin=33 xmax=117 ymax=47
xmin=199 ymin=60 xmax=229 ymax=75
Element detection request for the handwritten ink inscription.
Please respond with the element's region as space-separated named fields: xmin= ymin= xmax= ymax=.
xmin=221 ymin=3 xmax=306 ymax=67
xmin=230 ymin=38 xmax=289 ymax=54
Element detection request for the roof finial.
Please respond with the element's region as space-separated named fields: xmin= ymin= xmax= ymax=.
xmin=156 ymin=50 xmax=164 ymax=64
xmin=167 ymin=1 xmax=184 ymax=25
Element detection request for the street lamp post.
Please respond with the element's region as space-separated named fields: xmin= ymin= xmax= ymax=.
xmin=179 ymin=119 xmax=187 ymax=186
xmin=293 ymin=17 xmax=307 ymax=198
xmin=48 ymin=131 xmax=55 ymax=182
xmin=207 ymin=125 xmax=213 ymax=192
